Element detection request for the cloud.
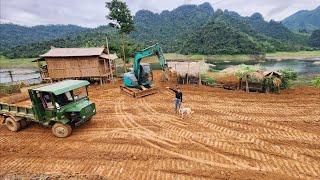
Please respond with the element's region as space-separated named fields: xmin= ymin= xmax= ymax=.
xmin=1 ymin=0 xmax=319 ymax=27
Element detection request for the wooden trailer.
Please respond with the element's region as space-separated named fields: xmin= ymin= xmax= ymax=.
xmin=37 ymin=47 xmax=118 ymax=84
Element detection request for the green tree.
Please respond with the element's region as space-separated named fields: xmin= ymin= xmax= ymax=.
xmin=309 ymin=29 xmax=320 ymax=48
xmin=106 ymin=0 xmax=134 ymax=72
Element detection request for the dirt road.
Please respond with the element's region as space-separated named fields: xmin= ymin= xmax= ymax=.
xmin=1 ymin=74 xmax=320 ymax=179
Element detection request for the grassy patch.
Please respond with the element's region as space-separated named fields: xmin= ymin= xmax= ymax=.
xmin=266 ymin=51 xmax=320 ymax=59
xmin=0 ymin=56 xmax=37 ymax=68
xmin=143 ymin=53 xmax=254 ymax=63
xmin=166 ymin=53 xmax=254 ymax=61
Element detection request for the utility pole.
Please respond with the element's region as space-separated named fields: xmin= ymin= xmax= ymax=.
xmin=121 ymin=33 xmax=126 ymax=73
xmin=106 ymin=36 xmax=114 ymax=84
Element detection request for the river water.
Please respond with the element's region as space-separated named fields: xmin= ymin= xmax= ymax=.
xmin=0 ymin=68 xmax=41 ymax=84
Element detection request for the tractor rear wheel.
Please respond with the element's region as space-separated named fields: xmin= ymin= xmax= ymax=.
xmin=52 ymin=123 xmax=72 ymax=138
xmin=5 ymin=117 xmax=21 ymax=132
xmin=20 ymin=119 xmax=27 ymax=128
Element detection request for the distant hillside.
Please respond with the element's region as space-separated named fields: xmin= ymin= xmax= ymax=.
xmin=0 ymin=26 xmax=142 ymax=59
xmin=0 ymin=24 xmax=87 ymax=51
xmin=132 ymin=3 xmax=309 ymax=55
xmin=0 ymin=2 xmax=313 ymax=58
xmin=309 ymin=29 xmax=320 ymax=48
xmin=181 ymin=20 xmax=263 ymax=55
xmin=131 ymin=2 xmax=214 ymax=52
xmin=248 ymin=13 xmax=307 ymax=44
xmin=213 ymin=11 xmax=306 ymax=52
xmin=282 ymin=5 xmax=320 ymax=32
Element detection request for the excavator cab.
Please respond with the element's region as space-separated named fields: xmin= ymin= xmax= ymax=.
xmin=123 ymin=63 xmax=152 ymax=88
xmin=139 ymin=63 xmax=153 ymax=87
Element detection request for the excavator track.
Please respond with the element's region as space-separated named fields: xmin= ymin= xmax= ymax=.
xmin=120 ymin=86 xmax=159 ymax=98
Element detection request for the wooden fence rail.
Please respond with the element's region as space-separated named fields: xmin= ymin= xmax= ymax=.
xmin=0 ymin=70 xmax=41 ymax=84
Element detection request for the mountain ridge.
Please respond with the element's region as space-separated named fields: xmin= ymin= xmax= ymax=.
xmin=282 ymin=5 xmax=320 ymax=32
xmin=0 ymin=24 xmax=88 ymax=51
xmin=131 ymin=2 xmax=309 ymax=55
xmin=0 ymin=2 xmax=314 ymax=58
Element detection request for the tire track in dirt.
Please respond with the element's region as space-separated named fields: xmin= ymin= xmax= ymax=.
xmin=137 ymin=99 xmax=262 ymax=171
xmin=1 ymin=82 xmax=319 ymax=179
xmin=139 ymin=96 xmax=320 ymax=178
xmin=196 ymin=114 xmax=320 ymax=158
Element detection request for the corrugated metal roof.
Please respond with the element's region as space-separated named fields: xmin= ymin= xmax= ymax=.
xmin=99 ymin=53 xmax=118 ymax=60
xmin=40 ymin=47 xmax=105 ymax=57
xmin=33 ymin=80 xmax=90 ymax=95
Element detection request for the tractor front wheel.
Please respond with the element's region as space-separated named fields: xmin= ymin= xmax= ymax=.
xmin=5 ymin=117 xmax=21 ymax=132
xmin=52 ymin=123 xmax=72 ymax=138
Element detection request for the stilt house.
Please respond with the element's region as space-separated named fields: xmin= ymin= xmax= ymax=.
xmin=37 ymin=47 xmax=117 ymax=83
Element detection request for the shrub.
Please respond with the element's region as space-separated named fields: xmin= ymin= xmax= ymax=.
xmin=311 ymin=76 xmax=320 ymax=88
xmin=201 ymin=74 xmax=215 ymax=85
xmin=206 ymin=77 xmax=216 ymax=85
xmin=279 ymin=68 xmax=297 ymax=89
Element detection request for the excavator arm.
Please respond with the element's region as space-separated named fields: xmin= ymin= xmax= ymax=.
xmin=121 ymin=43 xmax=169 ymax=98
xmin=133 ymin=43 xmax=168 ymax=83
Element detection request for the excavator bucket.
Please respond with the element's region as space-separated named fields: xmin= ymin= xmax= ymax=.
xmin=120 ymin=86 xmax=159 ymax=98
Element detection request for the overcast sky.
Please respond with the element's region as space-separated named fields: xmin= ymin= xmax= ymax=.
xmin=1 ymin=0 xmax=319 ymax=27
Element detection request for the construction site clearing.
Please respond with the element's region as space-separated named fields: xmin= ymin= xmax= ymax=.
xmin=1 ymin=71 xmax=320 ymax=179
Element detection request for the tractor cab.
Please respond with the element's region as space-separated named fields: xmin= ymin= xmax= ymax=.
xmin=29 ymin=80 xmax=96 ymax=129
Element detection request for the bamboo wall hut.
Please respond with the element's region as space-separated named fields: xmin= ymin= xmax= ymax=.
xmin=37 ymin=47 xmax=118 ymax=83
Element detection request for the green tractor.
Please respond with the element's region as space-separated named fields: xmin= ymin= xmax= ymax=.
xmin=0 ymin=80 xmax=96 ymax=138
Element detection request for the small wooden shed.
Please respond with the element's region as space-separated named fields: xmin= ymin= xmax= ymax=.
xmin=167 ymin=61 xmax=209 ymax=85
xmin=38 ymin=47 xmax=117 ymax=83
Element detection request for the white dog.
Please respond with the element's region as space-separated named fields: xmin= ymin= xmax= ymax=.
xmin=179 ymin=107 xmax=194 ymax=118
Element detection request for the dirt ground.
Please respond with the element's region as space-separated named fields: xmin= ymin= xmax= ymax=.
xmin=1 ymin=71 xmax=320 ymax=179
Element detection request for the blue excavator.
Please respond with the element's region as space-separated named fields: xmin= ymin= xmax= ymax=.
xmin=120 ymin=43 xmax=169 ymax=98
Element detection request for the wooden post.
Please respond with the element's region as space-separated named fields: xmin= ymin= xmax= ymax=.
xmin=109 ymin=60 xmax=114 ymax=84
xmin=36 ymin=59 xmax=42 ymax=80
xmin=103 ymin=59 xmax=108 ymax=77
xmin=198 ymin=61 xmax=202 ymax=85
xmin=114 ymin=59 xmax=117 ymax=78
xmin=246 ymin=76 xmax=249 ymax=93
xmin=238 ymin=78 xmax=242 ymax=90
xmin=186 ymin=62 xmax=190 ymax=84
xmin=121 ymin=33 xmax=126 ymax=73
xmin=8 ymin=71 xmax=13 ymax=82
xmin=106 ymin=36 xmax=114 ymax=84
